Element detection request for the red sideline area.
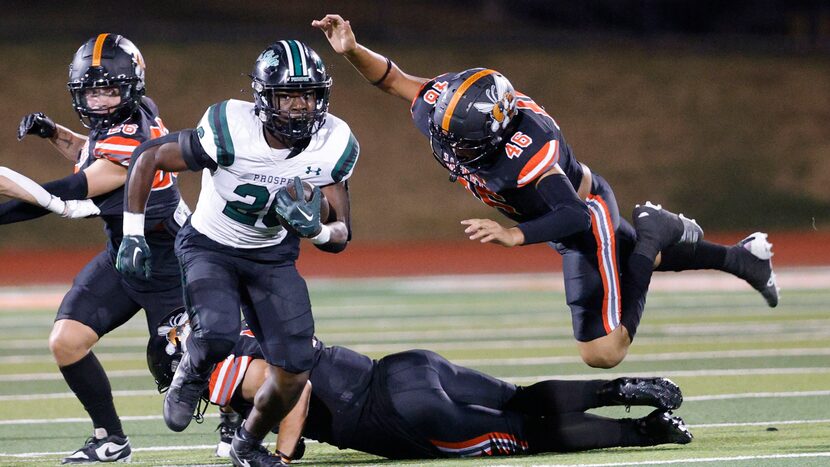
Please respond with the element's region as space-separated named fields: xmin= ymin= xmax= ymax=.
xmin=0 ymin=232 xmax=828 ymax=285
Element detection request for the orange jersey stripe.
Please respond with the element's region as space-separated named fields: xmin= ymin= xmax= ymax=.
xmin=91 ymin=33 xmax=110 ymax=67
xmin=517 ymin=140 xmax=559 ymax=187
xmin=441 ymin=69 xmax=496 ymax=131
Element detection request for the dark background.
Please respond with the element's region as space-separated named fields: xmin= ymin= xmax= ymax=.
xmin=1 ymin=0 xmax=828 ymax=247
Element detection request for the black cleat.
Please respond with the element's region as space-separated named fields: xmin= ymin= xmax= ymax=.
xmin=598 ymin=377 xmax=683 ymax=411
xmin=633 ymin=201 xmax=703 ymax=252
xmin=636 ymin=409 xmax=693 ymax=445
xmin=163 ymin=352 xmax=210 ymax=432
xmin=215 ymin=411 xmax=242 ymax=458
xmin=725 ymin=232 xmax=779 ymax=307
xmin=61 ymin=434 xmax=131 ymax=464
xmin=229 ymin=428 xmax=287 ymax=467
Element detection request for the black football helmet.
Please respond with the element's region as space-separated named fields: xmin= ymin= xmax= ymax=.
xmin=251 ymin=40 xmax=332 ymax=142
xmin=67 ymin=33 xmax=146 ymax=130
xmin=146 ymin=307 xmax=189 ymax=393
xmin=429 ymin=68 xmax=518 ymax=180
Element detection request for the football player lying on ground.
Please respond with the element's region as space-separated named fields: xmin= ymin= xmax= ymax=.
xmin=312 ymin=14 xmax=780 ymax=370
xmin=148 ymin=310 xmax=692 ymax=463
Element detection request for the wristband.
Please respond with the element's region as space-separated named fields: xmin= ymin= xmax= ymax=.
xmin=123 ymin=211 xmax=146 ymax=236
xmin=309 ymin=223 xmax=332 ymax=245
xmin=370 ymin=57 xmax=393 ymax=86
xmin=44 ymin=195 xmax=67 ymax=216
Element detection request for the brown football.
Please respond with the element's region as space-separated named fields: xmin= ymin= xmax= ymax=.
xmin=285 ymin=180 xmax=331 ymax=223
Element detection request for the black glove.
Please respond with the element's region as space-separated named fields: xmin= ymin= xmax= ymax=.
xmin=116 ymin=235 xmax=152 ymax=280
xmin=17 ymin=113 xmax=56 ymax=141
xmin=274 ymin=177 xmax=322 ymax=238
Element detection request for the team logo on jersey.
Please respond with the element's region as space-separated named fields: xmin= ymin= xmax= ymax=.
xmin=196 ymin=126 xmax=205 ymax=138
xmin=305 ymin=166 xmax=322 ymax=175
xmin=473 ymin=74 xmax=517 ymax=133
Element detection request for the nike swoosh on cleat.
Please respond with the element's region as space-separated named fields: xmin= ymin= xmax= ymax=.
xmin=638 ymin=212 xmax=650 ymax=218
xmin=132 ymin=248 xmax=141 ymax=266
xmin=95 ymin=442 xmax=127 ymax=461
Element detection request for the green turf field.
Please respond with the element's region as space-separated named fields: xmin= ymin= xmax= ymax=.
xmin=1 ymin=273 xmax=828 ymax=466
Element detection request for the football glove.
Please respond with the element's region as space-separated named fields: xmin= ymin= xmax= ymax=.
xmin=17 ymin=112 xmax=56 ymax=141
xmin=274 ymin=177 xmax=322 ymax=238
xmin=58 ymin=199 xmax=101 ymax=218
xmin=116 ymin=235 xmax=152 ymax=279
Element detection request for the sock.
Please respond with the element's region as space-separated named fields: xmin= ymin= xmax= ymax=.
xmin=619 ymin=253 xmax=655 ymax=340
xmin=504 ymin=380 xmax=607 ymax=414
xmin=59 ymin=352 xmax=124 ymax=438
xmin=657 ymin=241 xmax=728 ymax=272
xmin=238 ymin=424 xmax=265 ymax=443
xmin=529 ymin=413 xmax=647 ymax=453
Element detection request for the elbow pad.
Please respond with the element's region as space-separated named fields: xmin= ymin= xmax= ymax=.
xmin=517 ymin=174 xmax=591 ymax=244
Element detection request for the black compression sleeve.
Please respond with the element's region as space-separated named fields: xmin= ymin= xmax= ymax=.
xmin=178 ymin=129 xmax=217 ymax=171
xmin=517 ymin=173 xmax=591 ymax=244
xmin=0 ymin=171 xmax=89 ymax=225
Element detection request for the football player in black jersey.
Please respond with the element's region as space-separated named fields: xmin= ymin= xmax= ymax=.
xmin=147 ymin=311 xmax=692 ymax=462
xmin=0 ymin=34 xmax=189 ymax=464
xmin=313 ymin=14 xmax=780 ymax=369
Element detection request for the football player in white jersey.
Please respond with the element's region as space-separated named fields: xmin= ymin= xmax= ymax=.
xmin=117 ymin=40 xmax=358 ymax=467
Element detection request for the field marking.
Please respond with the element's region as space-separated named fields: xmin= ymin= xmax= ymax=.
xmin=2 ymin=446 xmax=830 ymax=465
xmin=503 ymin=366 xmax=830 ymax=383
xmin=4 ymin=347 xmax=830 ymax=380
xmin=686 ymin=390 xmax=830 ymax=401
xmin=693 ymin=418 xmax=830 ymax=428
xmin=0 ymin=389 xmax=157 ymax=401
xmin=452 ymin=347 xmax=830 ymax=367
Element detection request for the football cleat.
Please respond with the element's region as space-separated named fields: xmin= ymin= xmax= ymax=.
xmin=633 ymin=201 xmax=704 ymax=253
xmin=230 ymin=428 xmax=288 ymax=467
xmin=61 ymin=433 xmax=131 ymax=464
xmin=215 ymin=411 xmax=243 ymax=458
xmin=636 ymin=410 xmax=693 ymax=445
xmin=597 ymin=377 xmax=683 ymax=411
xmin=163 ymin=353 xmax=211 ymax=432
xmin=725 ymin=232 xmax=779 ymax=307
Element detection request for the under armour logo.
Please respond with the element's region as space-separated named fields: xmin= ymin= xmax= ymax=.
xmin=306 ymin=167 xmax=322 ymax=176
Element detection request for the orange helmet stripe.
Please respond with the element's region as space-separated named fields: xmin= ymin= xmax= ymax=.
xmin=441 ymin=69 xmax=496 ymax=132
xmin=91 ymin=33 xmax=110 ymax=67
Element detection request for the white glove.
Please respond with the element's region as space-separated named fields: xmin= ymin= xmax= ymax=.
xmin=61 ymin=199 xmax=100 ymax=218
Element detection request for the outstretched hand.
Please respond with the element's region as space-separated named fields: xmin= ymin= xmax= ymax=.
xmin=311 ymin=14 xmax=356 ymax=55
xmin=461 ymin=218 xmax=525 ymax=248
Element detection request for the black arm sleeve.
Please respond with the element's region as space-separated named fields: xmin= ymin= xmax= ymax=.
xmin=0 ymin=171 xmax=89 ymax=225
xmin=517 ymin=173 xmax=591 ymax=244
xmin=178 ymin=129 xmax=217 ymax=172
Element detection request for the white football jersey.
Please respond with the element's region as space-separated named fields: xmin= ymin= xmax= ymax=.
xmin=190 ymin=99 xmax=359 ymax=248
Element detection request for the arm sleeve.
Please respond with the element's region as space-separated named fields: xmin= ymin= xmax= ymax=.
xmin=0 ymin=171 xmax=88 ymax=224
xmin=179 ymin=129 xmax=217 ymax=171
xmin=516 ymin=173 xmax=591 ymax=244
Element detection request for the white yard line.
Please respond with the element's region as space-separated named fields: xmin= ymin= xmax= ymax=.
xmin=503 ymin=367 xmax=830 ymax=383
xmin=0 ymin=389 xmax=157 ymax=401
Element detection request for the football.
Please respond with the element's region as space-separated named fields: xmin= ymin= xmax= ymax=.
xmin=284 ymin=179 xmax=331 ymax=223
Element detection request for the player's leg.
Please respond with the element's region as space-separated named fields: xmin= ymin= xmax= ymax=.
xmin=506 ymin=376 xmax=682 ymax=414
xmin=230 ymin=260 xmax=313 ymax=466
xmin=528 ymin=409 xmax=692 ymax=453
xmin=380 ymin=352 xmax=531 ymax=457
xmin=409 ymin=349 xmax=517 ymax=409
xmin=53 ymin=252 xmax=139 ymax=464
xmin=164 ymin=244 xmax=243 ymax=432
xmin=657 ymin=233 xmax=779 ymax=307
xmin=559 ymin=178 xmax=630 ymax=367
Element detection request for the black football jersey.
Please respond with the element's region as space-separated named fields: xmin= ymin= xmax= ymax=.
xmin=411 ymin=74 xmax=585 ymax=223
xmin=76 ymin=97 xmax=182 ymax=244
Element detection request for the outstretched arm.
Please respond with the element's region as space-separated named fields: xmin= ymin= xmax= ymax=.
xmin=312 ymin=14 xmax=428 ymax=102
xmin=275 ymin=381 xmax=311 ymax=463
xmin=0 ymin=167 xmax=99 ymax=219
xmin=17 ymin=113 xmax=87 ymax=162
